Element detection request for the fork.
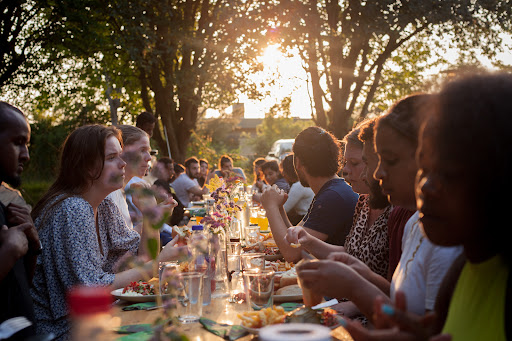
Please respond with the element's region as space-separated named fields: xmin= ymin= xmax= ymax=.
xmin=0 ymin=316 xmax=33 ymax=339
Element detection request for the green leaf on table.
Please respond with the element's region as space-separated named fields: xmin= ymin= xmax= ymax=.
xmin=121 ymin=302 xmax=156 ymax=311
xmin=117 ymin=324 xmax=153 ymax=334
xmin=116 ymin=331 xmax=153 ymax=340
xmin=147 ymin=238 xmax=158 ymax=259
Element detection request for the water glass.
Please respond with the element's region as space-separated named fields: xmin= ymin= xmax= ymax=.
xmin=226 ymin=242 xmax=241 ymax=256
xmin=244 ymin=225 xmax=260 ymax=245
xmin=243 ymin=269 xmax=275 ymax=310
xmin=176 ymin=272 xmax=204 ymax=323
xmin=159 ymin=262 xmax=179 ymax=296
xmin=241 ymin=253 xmax=265 ymax=271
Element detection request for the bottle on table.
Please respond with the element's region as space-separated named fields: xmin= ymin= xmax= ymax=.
xmin=67 ymin=285 xmax=115 ymax=341
xmin=190 ymin=225 xmax=213 ymax=305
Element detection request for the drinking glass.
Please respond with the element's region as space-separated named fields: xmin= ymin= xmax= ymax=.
xmin=243 ymin=269 xmax=275 ymax=310
xmin=176 ymin=272 xmax=204 ymax=323
xmin=159 ymin=262 xmax=179 ymax=296
xmin=226 ymin=242 xmax=241 ymax=256
xmin=257 ymin=209 xmax=269 ymax=231
xmin=241 ymin=253 xmax=265 ymax=271
xmin=244 ymin=225 xmax=260 ymax=245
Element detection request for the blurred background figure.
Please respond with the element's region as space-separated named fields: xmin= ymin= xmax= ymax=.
xmin=280 ymin=153 xmax=314 ymax=225
xmin=152 ymin=157 xmax=185 ymax=227
xmin=135 ymin=111 xmax=156 ymax=138
xmin=260 ymin=160 xmax=290 ymax=193
xmin=210 ymin=155 xmax=246 ymax=182
xmin=197 ymin=158 xmax=209 ymax=187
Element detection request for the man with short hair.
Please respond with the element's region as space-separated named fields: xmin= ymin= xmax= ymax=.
xmin=0 ymin=102 xmax=39 ymax=339
xmin=261 ymin=126 xmax=358 ymax=263
xmin=171 ymin=157 xmax=207 ymax=207
xmin=135 ymin=111 xmax=157 ymax=137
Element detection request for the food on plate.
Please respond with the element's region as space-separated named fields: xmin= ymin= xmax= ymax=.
xmin=269 ymin=260 xmax=294 ymax=272
xmin=279 ymin=267 xmax=298 ymax=288
xmin=237 ymin=306 xmax=287 ymax=328
xmin=276 ymin=284 xmax=302 ymax=296
xmin=122 ymin=280 xmax=156 ymax=296
xmin=285 ymin=307 xmax=339 ymax=327
xmin=290 ymin=242 xmax=301 ymax=248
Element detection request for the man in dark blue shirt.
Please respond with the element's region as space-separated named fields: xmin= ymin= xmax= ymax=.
xmin=261 ymin=127 xmax=358 ymax=263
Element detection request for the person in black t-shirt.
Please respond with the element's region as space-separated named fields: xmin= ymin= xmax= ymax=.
xmin=0 ymin=102 xmax=40 ymax=340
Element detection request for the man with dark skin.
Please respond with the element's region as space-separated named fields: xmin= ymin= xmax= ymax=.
xmin=0 ymin=102 xmax=40 ymax=339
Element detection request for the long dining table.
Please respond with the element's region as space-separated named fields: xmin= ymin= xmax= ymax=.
xmin=104 ymin=295 xmax=354 ymax=340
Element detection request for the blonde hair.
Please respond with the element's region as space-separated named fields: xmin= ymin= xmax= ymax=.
xmin=117 ymin=125 xmax=148 ymax=146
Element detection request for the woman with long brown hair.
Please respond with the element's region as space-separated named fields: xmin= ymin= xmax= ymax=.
xmin=30 ymin=125 xmax=182 ymax=340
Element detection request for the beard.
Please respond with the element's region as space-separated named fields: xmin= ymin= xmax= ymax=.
xmin=296 ymin=167 xmax=310 ymax=187
xmin=0 ymin=170 xmax=22 ymax=188
xmin=187 ymin=169 xmax=198 ymax=179
xmin=368 ymin=178 xmax=389 ymax=209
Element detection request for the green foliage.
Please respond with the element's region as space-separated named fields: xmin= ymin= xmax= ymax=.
xmin=18 ymin=180 xmax=52 ymax=208
xmin=23 ymin=119 xmax=71 ymax=182
xmin=186 ymin=116 xmax=244 ymax=169
xmin=271 ymin=0 xmax=512 ymax=138
xmin=245 ymin=98 xmax=313 ymax=157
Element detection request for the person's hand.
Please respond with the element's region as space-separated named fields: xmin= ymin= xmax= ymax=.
xmin=6 ymin=204 xmax=40 ymax=253
xmin=158 ymin=195 xmax=178 ymax=214
xmin=0 ymin=224 xmax=31 ymax=261
xmin=284 ymin=225 xmax=311 ymax=247
xmin=6 ymin=203 xmax=33 ymax=225
xmin=295 ymin=259 xmax=360 ymax=300
xmin=338 ymin=291 xmax=440 ymax=341
xmin=260 ymin=185 xmax=287 ymax=208
xmin=157 ymin=236 xmax=189 ymax=262
xmin=327 ymin=251 xmax=374 ymax=280
xmin=255 ymin=180 xmax=264 ymax=190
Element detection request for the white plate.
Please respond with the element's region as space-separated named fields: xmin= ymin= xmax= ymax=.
xmin=111 ymin=288 xmax=158 ymax=303
xmin=240 ymin=320 xmax=342 ymax=335
xmin=240 ymin=325 xmax=260 ymax=335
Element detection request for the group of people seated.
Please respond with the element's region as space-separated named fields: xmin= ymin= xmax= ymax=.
xmin=1 ymin=72 xmax=511 ymax=340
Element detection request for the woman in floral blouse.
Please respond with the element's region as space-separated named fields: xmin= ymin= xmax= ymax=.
xmin=30 ymin=125 xmax=182 ymax=340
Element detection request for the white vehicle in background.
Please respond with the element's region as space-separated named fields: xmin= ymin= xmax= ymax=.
xmin=266 ymin=139 xmax=295 ymax=162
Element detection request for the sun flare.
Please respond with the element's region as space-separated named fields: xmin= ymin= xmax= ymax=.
xmin=259 ymin=44 xmax=284 ymax=68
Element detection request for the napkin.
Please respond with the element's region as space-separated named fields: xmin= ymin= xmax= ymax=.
xmin=199 ymin=317 xmax=248 ymax=340
xmin=116 ymin=324 xmax=154 ymax=341
xmin=279 ymin=302 xmax=303 ymax=312
xmin=122 ymin=302 xmax=156 ymax=311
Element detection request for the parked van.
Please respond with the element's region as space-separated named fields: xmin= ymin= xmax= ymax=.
xmin=266 ymin=139 xmax=294 ymax=162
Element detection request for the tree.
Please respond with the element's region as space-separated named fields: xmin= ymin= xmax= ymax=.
xmin=34 ymin=0 xmax=272 ymax=163
xmin=271 ymin=0 xmax=512 ymax=138
xmin=246 ymin=97 xmax=313 ymax=157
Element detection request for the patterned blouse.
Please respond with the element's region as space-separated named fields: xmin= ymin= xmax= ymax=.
xmin=30 ymin=196 xmax=140 ymax=340
xmin=344 ymin=194 xmax=392 ymax=278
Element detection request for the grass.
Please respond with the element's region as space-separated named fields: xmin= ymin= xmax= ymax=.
xmin=19 ymin=180 xmax=52 ymax=208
